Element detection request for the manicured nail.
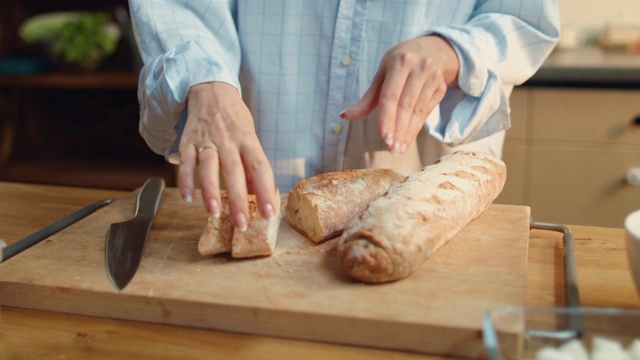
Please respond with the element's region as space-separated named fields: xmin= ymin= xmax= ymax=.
xmin=209 ymin=199 xmax=221 ymax=219
xmin=390 ymin=142 xmax=399 ymax=156
xmin=181 ymin=187 xmax=193 ymax=202
xmin=384 ymin=133 xmax=393 ymax=146
xmin=400 ymin=142 xmax=407 ymax=155
xmin=234 ymin=213 xmax=248 ymax=232
xmin=262 ymin=203 xmax=274 ymax=219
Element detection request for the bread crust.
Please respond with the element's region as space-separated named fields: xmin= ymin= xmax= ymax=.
xmin=198 ymin=193 xmax=233 ymax=256
xmin=285 ymin=169 xmax=405 ymax=242
xmin=336 ymin=152 xmax=507 ymax=283
xmin=198 ymin=190 xmax=282 ymax=258
xmin=232 ymin=189 xmax=281 ymax=258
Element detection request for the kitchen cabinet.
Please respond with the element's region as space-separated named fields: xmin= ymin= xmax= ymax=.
xmin=496 ymin=88 xmax=529 ymax=206
xmin=496 ymin=87 xmax=640 ymax=228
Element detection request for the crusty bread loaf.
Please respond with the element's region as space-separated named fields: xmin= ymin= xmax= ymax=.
xmin=285 ymin=169 xmax=406 ymax=242
xmin=337 ymin=152 xmax=507 ymax=283
xmin=198 ymin=190 xmax=282 ymax=258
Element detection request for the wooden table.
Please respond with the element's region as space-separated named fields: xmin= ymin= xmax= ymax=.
xmin=0 ymin=181 xmax=638 ymax=359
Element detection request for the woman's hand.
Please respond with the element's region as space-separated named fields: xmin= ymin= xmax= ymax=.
xmin=179 ymin=82 xmax=277 ymax=231
xmin=340 ymin=35 xmax=459 ymax=157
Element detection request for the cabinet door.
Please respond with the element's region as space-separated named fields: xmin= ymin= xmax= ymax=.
xmin=527 ymin=88 xmax=640 ymax=227
xmin=528 ymin=146 xmax=640 ymax=227
xmin=531 ymin=88 xmax=640 ymax=146
xmin=495 ymin=88 xmax=528 ymax=205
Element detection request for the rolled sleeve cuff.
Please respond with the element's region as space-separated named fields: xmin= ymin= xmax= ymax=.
xmin=420 ymin=26 xmax=496 ymax=97
xmin=138 ymin=38 xmax=241 ymax=162
xmin=418 ymin=28 xmax=509 ymax=146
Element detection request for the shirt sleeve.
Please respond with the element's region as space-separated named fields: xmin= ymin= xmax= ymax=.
xmin=420 ymin=1 xmax=560 ymax=146
xmin=129 ymin=0 xmax=241 ymax=162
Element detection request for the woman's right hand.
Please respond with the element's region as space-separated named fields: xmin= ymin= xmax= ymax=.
xmin=179 ymin=82 xmax=277 ymax=231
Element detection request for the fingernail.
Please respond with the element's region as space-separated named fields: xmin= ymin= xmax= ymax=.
xmin=391 ymin=142 xmax=402 ymax=158
xmin=339 ymin=110 xmax=347 ymax=118
xmin=262 ymin=203 xmax=274 ymax=219
xmin=400 ymin=142 xmax=407 ymax=155
xmin=235 ymin=213 xmax=248 ymax=232
xmin=384 ymin=133 xmax=393 ymax=146
xmin=209 ymin=199 xmax=221 ymax=219
xmin=181 ymin=187 xmax=193 ymax=202
xmin=392 ymin=141 xmax=402 ymax=159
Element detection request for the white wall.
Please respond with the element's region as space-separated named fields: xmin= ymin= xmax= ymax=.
xmin=557 ymin=0 xmax=640 ymax=46
xmin=559 ymin=0 xmax=640 ymax=29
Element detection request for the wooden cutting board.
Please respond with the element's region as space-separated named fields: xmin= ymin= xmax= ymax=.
xmin=0 ymin=188 xmax=531 ymax=358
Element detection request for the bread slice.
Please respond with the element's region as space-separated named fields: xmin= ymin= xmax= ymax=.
xmin=198 ymin=192 xmax=233 ymax=256
xmin=337 ymin=151 xmax=507 ymax=283
xmin=285 ymin=169 xmax=406 ymax=242
xmin=232 ymin=189 xmax=281 ymax=258
xmin=198 ymin=190 xmax=282 ymax=258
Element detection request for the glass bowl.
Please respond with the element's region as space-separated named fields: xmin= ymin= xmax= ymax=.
xmin=483 ymin=306 xmax=640 ymax=360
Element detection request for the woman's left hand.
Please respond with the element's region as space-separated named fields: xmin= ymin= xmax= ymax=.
xmin=340 ymin=35 xmax=459 ymax=157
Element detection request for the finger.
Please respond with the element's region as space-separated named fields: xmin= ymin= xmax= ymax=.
xmin=402 ymin=79 xmax=446 ymax=153
xmin=241 ymin=141 xmax=277 ymax=220
xmin=340 ymin=67 xmax=385 ymax=122
xmin=377 ymin=65 xmax=410 ymax=152
xmin=218 ymin=144 xmax=250 ymax=232
xmin=391 ymin=71 xmax=427 ymax=156
xmin=177 ymin=142 xmax=197 ymax=202
xmin=197 ymin=146 xmax=222 ymax=218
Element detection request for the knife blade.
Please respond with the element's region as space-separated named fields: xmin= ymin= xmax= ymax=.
xmin=106 ymin=177 xmax=165 ymax=291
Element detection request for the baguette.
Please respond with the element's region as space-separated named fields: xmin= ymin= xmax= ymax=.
xmin=198 ymin=190 xmax=282 ymax=258
xmin=285 ymin=169 xmax=405 ymax=242
xmin=337 ymin=152 xmax=507 ymax=283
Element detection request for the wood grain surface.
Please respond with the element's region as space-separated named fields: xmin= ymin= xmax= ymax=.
xmin=0 ymin=184 xmax=532 ymax=359
xmin=1 ymin=182 xmax=637 ymax=360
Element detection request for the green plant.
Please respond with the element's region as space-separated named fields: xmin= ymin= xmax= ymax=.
xmin=19 ymin=11 xmax=121 ymax=71
xmin=52 ymin=12 xmax=119 ymax=67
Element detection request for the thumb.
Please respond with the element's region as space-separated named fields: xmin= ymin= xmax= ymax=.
xmin=340 ymin=71 xmax=383 ymax=121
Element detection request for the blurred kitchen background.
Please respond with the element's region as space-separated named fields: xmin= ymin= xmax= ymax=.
xmin=0 ymin=0 xmax=639 ymax=228
xmin=0 ymin=0 xmax=174 ymax=193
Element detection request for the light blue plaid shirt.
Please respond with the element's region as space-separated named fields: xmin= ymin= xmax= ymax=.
xmin=130 ymin=0 xmax=559 ymax=191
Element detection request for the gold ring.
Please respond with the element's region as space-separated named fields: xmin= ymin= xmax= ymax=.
xmin=198 ymin=145 xmax=217 ymax=154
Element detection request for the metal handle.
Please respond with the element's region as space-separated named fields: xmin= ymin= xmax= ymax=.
xmin=530 ymin=221 xmax=582 ymax=337
xmin=1 ymin=198 xmax=115 ymax=263
xmin=626 ymin=167 xmax=640 ymax=185
xmin=531 ymin=221 xmax=580 ymax=308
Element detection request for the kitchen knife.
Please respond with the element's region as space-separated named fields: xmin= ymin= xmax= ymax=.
xmin=106 ymin=177 xmax=164 ymax=291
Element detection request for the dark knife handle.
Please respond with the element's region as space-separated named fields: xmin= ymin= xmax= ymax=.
xmin=134 ymin=177 xmax=165 ymax=220
xmin=1 ymin=198 xmax=116 ymax=263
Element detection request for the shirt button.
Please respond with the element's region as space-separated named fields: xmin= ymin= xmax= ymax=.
xmin=341 ymin=54 xmax=352 ymax=66
xmin=332 ymin=123 xmax=344 ymax=134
